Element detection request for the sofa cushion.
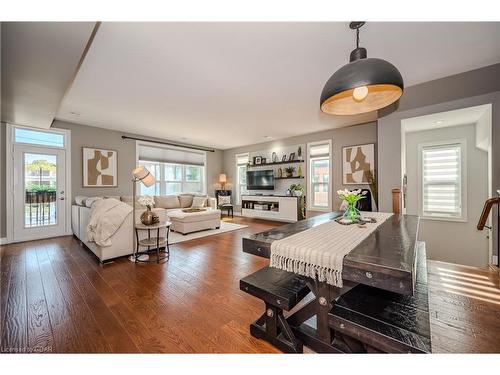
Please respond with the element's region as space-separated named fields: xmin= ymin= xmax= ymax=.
xmin=191 ymin=196 xmax=207 ymax=208
xmin=178 ymin=194 xmax=194 ymax=208
xmin=120 ymin=196 xmax=142 ymax=209
xmin=155 ymin=195 xmax=181 ymax=209
xmin=218 ymin=195 xmax=231 ymax=205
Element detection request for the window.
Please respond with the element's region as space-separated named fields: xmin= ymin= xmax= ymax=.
xmin=419 ymin=140 xmax=466 ymax=220
xmin=139 ymin=161 xmax=205 ymax=195
xmin=235 ymin=153 xmax=249 ymax=204
xmin=307 ymin=140 xmax=332 ymax=211
xmin=13 ymin=126 xmax=65 ymax=148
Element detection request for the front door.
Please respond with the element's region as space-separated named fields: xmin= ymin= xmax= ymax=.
xmin=13 ymin=144 xmax=67 ymax=242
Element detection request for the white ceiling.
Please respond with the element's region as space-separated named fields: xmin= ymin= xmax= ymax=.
xmin=56 ymin=22 xmax=500 ymax=150
xmin=1 ymin=22 xmax=96 ymax=128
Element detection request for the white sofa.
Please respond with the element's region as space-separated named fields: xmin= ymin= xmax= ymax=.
xmin=71 ymin=194 xmax=218 ymax=263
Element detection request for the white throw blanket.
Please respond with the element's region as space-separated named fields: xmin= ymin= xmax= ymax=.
xmin=270 ymin=212 xmax=393 ymax=287
xmin=87 ymin=198 xmax=132 ymax=247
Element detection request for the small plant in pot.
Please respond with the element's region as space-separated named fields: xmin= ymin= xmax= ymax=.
xmin=284 ymin=166 xmax=295 ymax=178
xmin=138 ymin=195 xmax=159 ymax=225
xmin=289 ymin=183 xmax=304 ymax=197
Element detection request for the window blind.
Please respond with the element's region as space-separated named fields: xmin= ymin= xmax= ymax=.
xmin=422 ymin=144 xmax=461 ymax=218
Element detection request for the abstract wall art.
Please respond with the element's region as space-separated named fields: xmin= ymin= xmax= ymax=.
xmin=342 ymin=143 xmax=374 ymax=184
xmin=82 ymin=147 xmax=118 ymax=187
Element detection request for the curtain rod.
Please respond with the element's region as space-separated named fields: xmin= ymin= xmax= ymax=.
xmin=121 ymin=135 xmax=215 ymax=153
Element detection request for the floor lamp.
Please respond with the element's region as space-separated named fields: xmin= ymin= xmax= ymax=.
xmin=129 ymin=166 xmax=156 ymax=262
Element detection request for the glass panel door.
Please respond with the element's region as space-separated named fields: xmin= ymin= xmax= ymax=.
xmin=13 ymin=145 xmax=66 ymax=242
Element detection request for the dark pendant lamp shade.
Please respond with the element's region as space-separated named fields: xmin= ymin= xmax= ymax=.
xmin=320 ymin=23 xmax=404 ymax=116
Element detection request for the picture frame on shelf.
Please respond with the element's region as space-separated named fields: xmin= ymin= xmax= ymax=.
xmin=253 ymin=156 xmax=262 ymax=165
xmin=282 ymin=155 xmax=287 ymax=162
xmin=272 ymin=152 xmax=277 ymax=163
xmin=261 ymin=157 xmax=267 ymax=164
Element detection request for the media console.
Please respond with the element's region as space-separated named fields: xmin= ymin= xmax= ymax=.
xmin=241 ymin=195 xmax=305 ymax=222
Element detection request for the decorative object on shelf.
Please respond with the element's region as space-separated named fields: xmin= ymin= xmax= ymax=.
xmin=297 ymin=165 xmax=303 ymax=177
xmin=284 ymin=166 xmax=295 ymax=178
xmin=261 ymin=157 xmax=267 ymax=164
xmin=282 ymin=155 xmax=287 ymax=162
xmin=342 ymin=143 xmax=374 ymax=184
xmin=83 ymin=147 xmax=118 ymax=187
xmin=289 ymin=184 xmax=304 ymax=197
xmin=297 ymin=146 xmax=302 ymax=160
xmin=138 ymin=195 xmax=159 ymax=226
xmin=130 ymin=166 xmax=156 ymax=262
xmin=219 ymin=173 xmax=227 ymax=190
xmin=366 ymin=169 xmax=378 ymax=210
xmin=337 ymin=189 xmax=366 ymax=223
xmin=253 ymin=156 xmax=262 ymax=165
xmin=272 ymin=152 xmax=278 ymax=163
xmin=289 ymin=152 xmax=296 ymax=161
xmin=277 ymin=167 xmax=283 ymax=178
xmin=320 ymin=22 xmax=404 ymax=116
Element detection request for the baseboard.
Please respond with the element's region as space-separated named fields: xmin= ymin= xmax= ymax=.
xmin=0 ymin=237 xmax=8 ymax=245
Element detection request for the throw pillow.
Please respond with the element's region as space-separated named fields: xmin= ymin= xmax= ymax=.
xmin=155 ymin=195 xmax=181 ymax=209
xmin=191 ymin=196 xmax=207 ymax=208
xmin=218 ymin=195 xmax=231 ymax=205
xmin=178 ymin=194 xmax=194 ymax=208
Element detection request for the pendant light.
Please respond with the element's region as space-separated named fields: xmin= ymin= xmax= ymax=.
xmin=320 ymin=22 xmax=404 ymax=116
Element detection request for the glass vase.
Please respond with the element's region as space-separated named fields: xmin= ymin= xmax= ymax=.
xmin=343 ymin=201 xmax=361 ymax=222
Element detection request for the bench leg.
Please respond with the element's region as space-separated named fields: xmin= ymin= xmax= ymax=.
xmin=249 ymin=303 xmax=303 ymax=353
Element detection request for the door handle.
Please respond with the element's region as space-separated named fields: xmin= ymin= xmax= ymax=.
xmin=59 ymin=197 xmax=65 ymax=200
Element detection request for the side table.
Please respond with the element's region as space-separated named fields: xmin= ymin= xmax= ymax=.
xmin=134 ymin=221 xmax=171 ymax=263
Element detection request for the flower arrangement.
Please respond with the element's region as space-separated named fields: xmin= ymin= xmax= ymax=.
xmin=138 ymin=195 xmax=155 ymax=210
xmin=337 ymin=189 xmax=367 ymax=222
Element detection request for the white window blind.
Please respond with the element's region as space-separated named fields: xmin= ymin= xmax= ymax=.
xmin=421 ymin=143 xmax=462 ymax=219
xmin=307 ymin=140 xmax=332 ymax=211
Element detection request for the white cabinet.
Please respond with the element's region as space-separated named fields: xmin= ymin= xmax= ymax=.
xmin=241 ymin=195 xmax=302 ymax=222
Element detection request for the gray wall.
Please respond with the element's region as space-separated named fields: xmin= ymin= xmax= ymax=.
xmin=53 ymin=120 xmax=223 ymax=200
xmin=222 ymin=122 xmax=378 ymax=212
xmin=405 ymin=124 xmax=489 ymax=266
xmin=0 ymin=124 xmax=5 ymax=238
xmin=378 ymin=64 xmax=500 ymax=262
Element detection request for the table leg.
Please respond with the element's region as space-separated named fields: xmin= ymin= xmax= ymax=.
xmin=156 ymin=228 xmax=160 ymax=263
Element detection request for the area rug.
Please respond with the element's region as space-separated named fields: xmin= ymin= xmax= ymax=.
xmin=168 ymin=221 xmax=248 ymax=244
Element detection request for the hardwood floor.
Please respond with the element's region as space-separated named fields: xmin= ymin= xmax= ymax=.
xmin=1 ymin=217 xmax=499 ymax=353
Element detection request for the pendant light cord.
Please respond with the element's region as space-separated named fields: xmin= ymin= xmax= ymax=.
xmin=356 ymin=28 xmax=360 ymax=48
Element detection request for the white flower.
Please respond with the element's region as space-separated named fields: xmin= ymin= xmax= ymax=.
xmin=138 ymin=195 xmax=155 ymax=207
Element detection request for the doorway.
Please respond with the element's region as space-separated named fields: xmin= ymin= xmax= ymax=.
xmin=6 ymin=125 xmax=71 ymax=243
xmin=401 ymin=104 xmax=492 ymax=267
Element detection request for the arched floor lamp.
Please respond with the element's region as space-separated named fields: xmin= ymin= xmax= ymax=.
xmin=129 ymin=166 xmax=156 ymax=262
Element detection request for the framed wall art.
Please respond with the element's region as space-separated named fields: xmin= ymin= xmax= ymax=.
xmin=82 ymin=147 xmax=118 ymax=187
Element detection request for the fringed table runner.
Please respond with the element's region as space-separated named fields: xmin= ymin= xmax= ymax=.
xmin=270 ymin=212 xmax=393 ymax=287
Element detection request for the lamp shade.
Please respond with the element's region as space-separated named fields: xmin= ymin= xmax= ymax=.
xmin=132 ymin=166 xmax=156 ymax=187
xmin=320 ymin=23 xmax=404 ymax=116
xmin=219 ymin=174 xmax=227 ymax=183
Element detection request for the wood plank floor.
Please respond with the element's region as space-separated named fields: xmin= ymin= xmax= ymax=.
xmin=1 ymin=217 xmax=499 ymax=353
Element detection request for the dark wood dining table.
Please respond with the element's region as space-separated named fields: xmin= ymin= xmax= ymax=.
xmin=242 ymin=211 xmax=427 ymax=353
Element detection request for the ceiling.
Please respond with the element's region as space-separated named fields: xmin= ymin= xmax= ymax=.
xmin=402 ymin=104 xmax=491 ymax=133
xmin=11 ymin=22 xmax=500 ymax=150
xmin=1 ymin=22 xmax=97 ymax=128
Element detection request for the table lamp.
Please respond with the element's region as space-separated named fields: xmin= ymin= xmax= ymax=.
xmin=219 ymin=173 xmax=227 ymax=190
xmin=129 ymin=166 xmax=156 ymax=262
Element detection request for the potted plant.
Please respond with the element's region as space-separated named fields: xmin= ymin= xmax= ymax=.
xmin=284 ymin=166 xmax=295 ymax=178
xmin=289 ymin=184 xmax=304 ymax=197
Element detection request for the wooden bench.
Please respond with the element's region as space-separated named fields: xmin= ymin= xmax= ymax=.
xmin=329 ymin=241 xmax=431 ymax=353
xmin=240 ymin=266 xmax=310 ymax=353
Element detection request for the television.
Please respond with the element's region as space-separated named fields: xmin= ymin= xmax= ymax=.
xmin=247 ymin=170 xmax=274 ymax=190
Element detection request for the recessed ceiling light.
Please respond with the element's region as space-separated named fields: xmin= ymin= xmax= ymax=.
xmin=264 ymin=136 xmax=272 ymax=139
xmin=434 ymin=120 xmax=444 ymax=125
xmin=70 ymin=111 xmax=81 ymax=116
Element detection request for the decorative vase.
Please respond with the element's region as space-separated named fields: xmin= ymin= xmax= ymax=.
xmin=277 ymin=168 xmax=282 ymax=178
xmin=297 ymin=165 xmax=302 ymax=177
xmin=343 ymin=201 xmax=361 ymax=222
xmin=140 ymin=206 xmax=159 ymax=226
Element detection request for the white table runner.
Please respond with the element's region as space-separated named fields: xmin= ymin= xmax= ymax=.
xmin=269 ymin=212 xmax=393 ymax=287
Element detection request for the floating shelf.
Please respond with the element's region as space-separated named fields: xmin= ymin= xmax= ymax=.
xmin=275 ymin=176 xmax=304 ymax=180
xmin=248 ymin=159 xmax=304 ymax=167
